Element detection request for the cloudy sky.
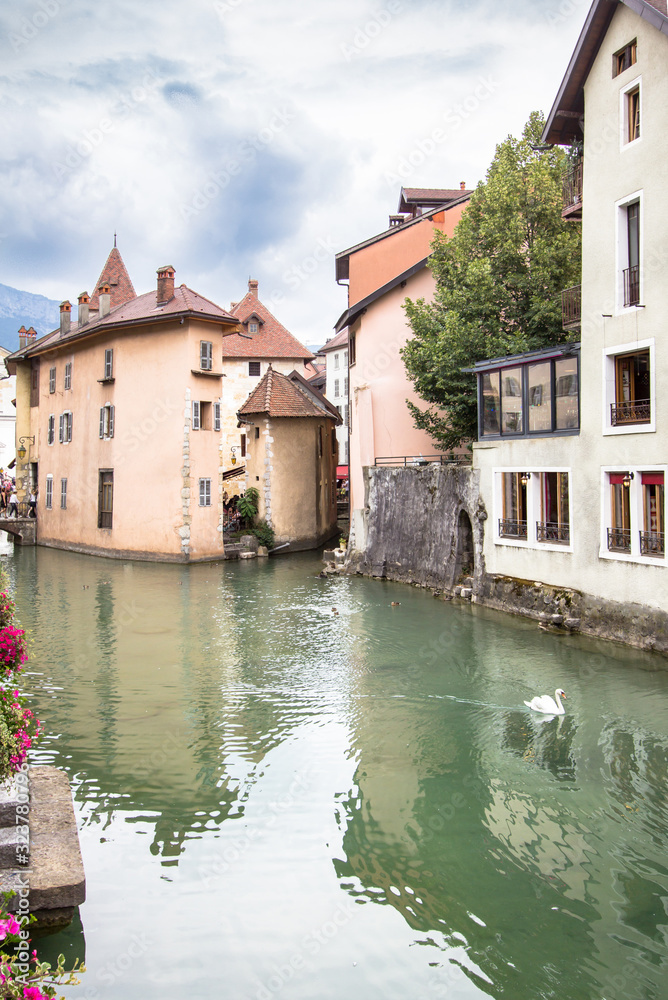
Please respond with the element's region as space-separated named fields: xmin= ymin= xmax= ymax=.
xmin=0 ymin=0 xmax=590 ymax=345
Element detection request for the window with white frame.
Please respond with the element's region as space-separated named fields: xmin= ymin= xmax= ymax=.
xmin=199 ymin=478 xmax=211 ymax=506
xmin=59 ymin=411 xmax=73 ymax=443
xmin=334 ymin=378 xmax=340 ymax=398
xmin=334 ymin=354 xmax=340 ymax=370
xmin=621 ymin=77 xmax=641 ymax=146
xmin=603 ymin=338 xmax=654 ymax=434
xmin=99 ymin=404 xmax=115 ymax=439
xmin=47 ymin=414 xmax=55 ymax=445
xmin=615 ymin=192 xmax=642 ymax=312
xmin=249 ymin=361 xmax=261 ymax=377
xmin=496 ymin=469 xmax=572 ymax=550
xmin=64 ymin=362 xmax=72 ymax=390
xmin=45 ymin=476 xmax=53 ymax=510
xmin=603 ymin=469 xmax=665 ymax=560
xmin=200 ymin=341 xmax=213 ymax=370
xmin=60 ymin=478 xmax=67 ymax=510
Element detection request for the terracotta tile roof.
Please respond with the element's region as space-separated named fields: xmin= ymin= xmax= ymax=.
xmin=226 ymin=280 xmax=314 ymax=360
xmin=319 ymin=328 xmax=348 ymax=353
xmin=89 ymin=247 xmax=137 ymax=308
xmin=238 ymin=365 xmax=338 ymax=420
xmin=8 ymin=284 xmax=237 ymax=360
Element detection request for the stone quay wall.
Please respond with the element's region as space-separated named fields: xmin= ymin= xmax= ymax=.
xmin=345 ymin=465 xmax=668 ymax=658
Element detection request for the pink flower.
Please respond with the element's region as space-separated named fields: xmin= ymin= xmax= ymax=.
xmin=0 ymin=915 xmax=20 ymax=940
xmin=23 ymin=987 xmax=50 ymax=1000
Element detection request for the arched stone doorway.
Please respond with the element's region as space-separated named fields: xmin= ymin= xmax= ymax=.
xmin=453 ymin=508 xmax=475 ymax=585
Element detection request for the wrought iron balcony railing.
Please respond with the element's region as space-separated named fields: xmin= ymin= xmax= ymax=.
xmin=610 ymin=399 xmax=650 ymax=426
xmin=561 ymin=284 xmax=581 ymax=331
xmin=562 ymin=159 xmax=583 ymax=220
xmin=499 ymin=518 xmax=527 ymax=540
xmin=536 ymin=521 xmax=570 ymax=544
xmin=623 ymin=265 xmax=640 ymax=307
xmin=639 ymin=531 xmax=664 ymax=557
xmin=607 ymin=527 xmax=631 ymax=552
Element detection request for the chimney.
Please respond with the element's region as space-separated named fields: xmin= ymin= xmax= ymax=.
xmin=78 ymin=291 xmax=90 ymax=327
xmin=157 ymin=265 xmax=175 ymax=305
xmin=460 ymin=181 xmax=466 ymax=190
xmin=248 ymin=278 xmax=259 ymax=295
xmin=26 ymin=327 xmax=37 ymax=343
xmin=99 ymin=283 xmax=111 ymax=318
xmin=60 ymin=300 xmax=71 ymax=336
xmin=18 ymin=326 xmax=27 ymax=350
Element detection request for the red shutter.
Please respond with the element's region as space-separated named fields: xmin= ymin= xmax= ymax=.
xmin=641 ymin=473 xmax=664 ymax=486
xmin=609 ymin=473 xmax=627 ymax=485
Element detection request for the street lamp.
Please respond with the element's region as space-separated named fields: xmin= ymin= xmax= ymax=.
xmin=17 ymin=436 xmax=35 ymax=461
xmin=230 ymin=446 xmax=238 ymax=466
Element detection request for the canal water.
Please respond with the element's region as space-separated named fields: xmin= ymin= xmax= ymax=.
xmin=4 ymin=544 xmax=668 ymax=1000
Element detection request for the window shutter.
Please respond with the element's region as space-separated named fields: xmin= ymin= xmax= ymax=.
xmin=59 ymin=414 xmax=64 ymax=443
xmin=192 ymin=400 xmax=200 ymax=430
xmin=213 ymin=402 xmax=221 ymax=431
xmin=99 ymin=408 xmax=105 ymax=438
xmin=68 ymin=412 xmax=73 ymax=442
xmin=109 ymin=405 xmax=115 ymax=438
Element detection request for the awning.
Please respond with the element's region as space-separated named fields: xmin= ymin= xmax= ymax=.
xmin=336 ymin=466 xmax=348 ymax=478
xmin=641 ymin=472 xmax=664 ymax=486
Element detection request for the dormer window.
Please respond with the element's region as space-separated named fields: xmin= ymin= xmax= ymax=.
xmin=249 ymin=322 xmax=258 ymax=334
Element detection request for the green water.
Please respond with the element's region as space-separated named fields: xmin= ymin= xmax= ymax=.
xmin=5 ymin=544 xmax=668 ymax=1000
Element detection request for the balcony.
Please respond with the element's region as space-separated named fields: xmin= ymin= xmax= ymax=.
xmin=536 ymin=521 xmax=570 ymax=544
xmin=623 ymin=265 xmax=640 ymax=307
xmin=562 ymin=159 xmax=583 ymax=221
xmin=639 ymin=531 xmax=664 ymax=557
xmin=610 ymin=399 xmax=650 ymax=426
xmin=607 ymin=527 xmax=631 ymax=552
xmin=561 ymin=285 xmax=581 ymax=332
xmin=499 ymin=519 xmax=527 ymax=540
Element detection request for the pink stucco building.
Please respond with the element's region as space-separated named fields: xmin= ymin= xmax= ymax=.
xmin=334 ymin=186 xmax=471 ymax=545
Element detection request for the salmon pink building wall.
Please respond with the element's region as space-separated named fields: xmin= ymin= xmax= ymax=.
xmin=349 ymin=267 xmax=440 ymax=527
xmin=33 ymin=319 xmax=229 ymax=561
xmin=348 ymin=206 xmax=467 ymax=306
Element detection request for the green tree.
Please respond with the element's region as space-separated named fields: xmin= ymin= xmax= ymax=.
xmin=401 ymin=111 xmax=581 ymax=450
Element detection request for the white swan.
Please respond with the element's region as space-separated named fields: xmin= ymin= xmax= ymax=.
xmin=524 ymin=688 xmax=566 ymax=715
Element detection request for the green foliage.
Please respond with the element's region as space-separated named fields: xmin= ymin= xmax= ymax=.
xmin=251 ymin=519 xmax=275 ymax=550
xmin=401 ymin=111 xmax=582 ymax=449
xmin=236 ymin=487 xmax=260 ymax=523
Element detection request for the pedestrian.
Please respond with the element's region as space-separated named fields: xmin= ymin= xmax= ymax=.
xmin=28 ymin=490 xmax=37 ymax=518
xmin=8 ymin=489 xmax=18 ymax=519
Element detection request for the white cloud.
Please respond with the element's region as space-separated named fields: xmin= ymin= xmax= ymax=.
xmin=0 ymin=0 xmax=589 ymax=345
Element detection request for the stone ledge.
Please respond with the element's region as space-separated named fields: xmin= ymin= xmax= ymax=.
xmin=28 ymin=766 xmax=86 ymax=912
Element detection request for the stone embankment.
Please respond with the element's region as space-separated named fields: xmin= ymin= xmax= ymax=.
xmin=0 ymin=766 xmax=85 ymax=930
xmin=340 ymin=465 xmax=668 ymax=657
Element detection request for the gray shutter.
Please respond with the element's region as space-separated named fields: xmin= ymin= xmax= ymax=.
xmin=109 ymin=405 xmax=115 ymax=438
xmin=99 ymin=408 xmax=105 ymax=438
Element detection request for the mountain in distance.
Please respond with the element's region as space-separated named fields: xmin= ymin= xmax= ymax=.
xmin=0 ymin=283 xmax=60 ymax=352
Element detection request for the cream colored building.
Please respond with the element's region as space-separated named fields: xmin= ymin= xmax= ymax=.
xmin=223 ymin=279 xmax=314 ymax=473
xmin=472 ymin=0 xmax=666 ymax=625
xmin=238 ymin=366 xmax=340 ymax=551
xmin=6 ymin=250 xmax=242 ymax=561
